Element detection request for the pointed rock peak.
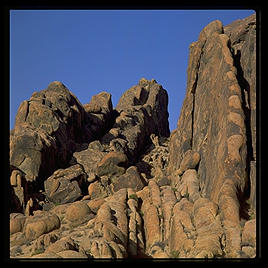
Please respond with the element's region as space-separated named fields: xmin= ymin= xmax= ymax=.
xmin=138 ymin=78 xmax=157 ymax=87
xmin=199 ymin=20 xmax=224 ymax=40
xmin=84 ymin=91 xmax=113 ymax=114
xmin=47 ymin=81 xmax=68 ymax=92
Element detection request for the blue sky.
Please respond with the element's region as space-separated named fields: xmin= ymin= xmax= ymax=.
xmin=10 ymin=9 xmax=255 ymax=131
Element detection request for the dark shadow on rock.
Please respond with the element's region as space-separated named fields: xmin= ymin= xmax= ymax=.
xmin=237 ymin=186 xmax=250 ymax=221
xmin=233 ymin=49 xmax=253 ymax=203
xmin=10 ymin=186 xmax=23 ymax=213
xmin=110 ymin=209 xmax=118 ymax=225
xmin=136 ymin=161 xmax=153 ymax=180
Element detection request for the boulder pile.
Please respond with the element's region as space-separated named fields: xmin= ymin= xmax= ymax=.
xmin=9 ymin=14 xmax=257 ymax=259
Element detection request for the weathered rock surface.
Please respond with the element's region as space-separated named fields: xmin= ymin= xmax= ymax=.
xmin=9 ymin=14 xmax=257 ymax=259
xmin=168 ymin=13 xmax=256 ymax=258
xmin=10 ymin=81 xmax=88 ymax=182
xmin=96 ymin=151 xmax=128 ymax=178
xmin=101 ymin=78 xmax=170 ymax=163
xmin=44 ymin=164 xmax=87 ymax=205
xmin=83 ymin=91 xmax=116 ymax=139
xmin=67 ymin=78 xmax=170 ymax=199
xmin=224 ymin=14 xmax=257 ymax=213
xmin=112 ymin=166 xmax=146 ymax=192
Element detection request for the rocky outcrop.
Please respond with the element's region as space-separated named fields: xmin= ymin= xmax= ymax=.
xmin=169 ymin=14 xmax=256 ymax=258
xmin=67 ymin=78 xmax=170 ymax=200
xmin=9 ymin=14 xmax=257 ymax=259
xmin=101 ymin=78 xmax=170 ymax=162
xmin=9 ymin=82 xmax=94 ymax=212
xmin=10 ymin=81 xmax=88 ymax=182
xmin=10 ymin=78 xmax=170 ymax=212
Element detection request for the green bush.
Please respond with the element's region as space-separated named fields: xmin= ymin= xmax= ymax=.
xmin=169 ymin=250 xmax=180 ymax=258
xmin=129 ymin=194 xmax=138 ymax=202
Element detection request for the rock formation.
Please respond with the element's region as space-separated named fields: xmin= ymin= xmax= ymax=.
xmin=168 ymin=13 xmax=256 ymax=258
xmin=9 ymin=14 xmax=257 ymax=259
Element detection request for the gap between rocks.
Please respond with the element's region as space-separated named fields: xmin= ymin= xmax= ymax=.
xmin=232 ymin=47 xmax=254 ymax=218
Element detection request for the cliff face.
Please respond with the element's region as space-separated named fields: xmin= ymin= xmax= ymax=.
xmin=9 ymin=14 xmax=257 ymax=259
xmin=170 ymin=14 xmax=256 ymax=207
xmin=169 ymin=14 xmax=256 ymax=205
xmin=168 ymin=13 xmax=256 ymax=258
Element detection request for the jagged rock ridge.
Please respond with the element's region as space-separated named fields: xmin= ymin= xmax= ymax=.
xmin=9 ymin=14 xmax=256 ymax=259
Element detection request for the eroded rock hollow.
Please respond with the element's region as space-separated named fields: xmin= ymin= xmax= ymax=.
xmin=10 ymin=14 xmax=257 ymax=259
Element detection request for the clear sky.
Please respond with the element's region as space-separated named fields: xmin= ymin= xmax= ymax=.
xmin=10 ymin=9 xmax=255 ymax=131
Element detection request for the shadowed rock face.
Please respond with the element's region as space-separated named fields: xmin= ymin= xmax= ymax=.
xmin=9 ymin=14 xmax=257 ymax=259
xmin=116 ymin=78 xmax=170 ymax=139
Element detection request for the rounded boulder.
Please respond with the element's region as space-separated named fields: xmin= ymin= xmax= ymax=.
xmin=65 ymin=201 xmax=92 ymax=223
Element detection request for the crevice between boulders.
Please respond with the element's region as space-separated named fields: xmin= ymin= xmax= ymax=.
xmin=232 ymin=47 xmax=254 ymax=207
xmin=190 ymin=41 xmax=206 ymax=149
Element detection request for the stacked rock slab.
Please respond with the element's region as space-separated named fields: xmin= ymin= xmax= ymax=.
xmin=168 ymin=14 xmax=256 ymax=257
